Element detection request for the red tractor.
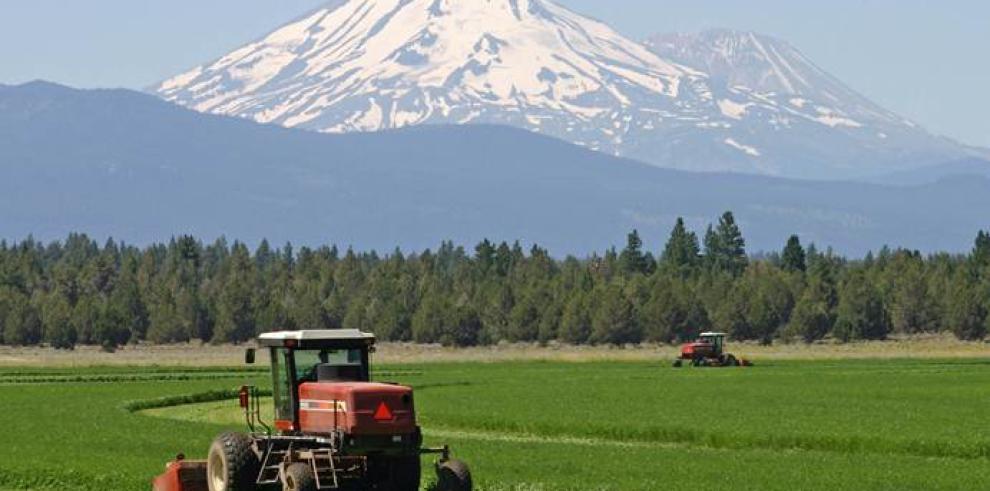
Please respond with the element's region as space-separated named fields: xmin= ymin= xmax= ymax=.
xmin=673 ymin=332 xmax=751 ymax=367
xmin=153 ymin=329 xmax=472 ymax=491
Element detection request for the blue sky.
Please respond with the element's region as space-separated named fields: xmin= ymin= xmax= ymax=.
xmin=1 ymin=0 xmax=987 ymax=147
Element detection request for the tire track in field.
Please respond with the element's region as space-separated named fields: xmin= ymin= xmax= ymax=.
xmin=424 ymin=427 xmax=990 ymax=463
xmin=426 ymin=427 xmax=686 ymax=450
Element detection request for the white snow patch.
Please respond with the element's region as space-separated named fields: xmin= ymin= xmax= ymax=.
xmin=724 ymin=138 xmax=761 ymax=157
xmin=815 ymin=114 xmax=862 ymax=128
xmin=718 ymin=99 xmax=751 ymax=120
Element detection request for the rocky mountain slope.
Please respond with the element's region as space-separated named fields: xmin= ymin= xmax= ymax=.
xmin=154 ymin=0 xmax=979 ymax=179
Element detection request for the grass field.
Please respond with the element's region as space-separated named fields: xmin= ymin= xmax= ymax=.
xmin=1 ymin=356 xmax=988 ymax=490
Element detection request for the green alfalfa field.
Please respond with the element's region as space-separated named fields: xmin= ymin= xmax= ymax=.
xmin=1 ymin=357 xmax=989 ymax=490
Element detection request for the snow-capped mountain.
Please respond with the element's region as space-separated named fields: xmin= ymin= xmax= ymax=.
xmin=156 ymin=0 xmax=973 ymax=179
xmin=643 ymin=29 xmax=972 ymax=177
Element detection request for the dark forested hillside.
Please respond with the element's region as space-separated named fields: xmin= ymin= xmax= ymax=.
xmin=3 ymin=81 xmax=990 ymax=255
xmin=1 ymin=216 xmax=988 ymax=350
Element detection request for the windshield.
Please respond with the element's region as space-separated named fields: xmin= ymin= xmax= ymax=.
xmin=295 ymin=348 xmax=366 ymax=382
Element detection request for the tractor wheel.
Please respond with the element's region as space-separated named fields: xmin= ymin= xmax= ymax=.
xmin=283 ymin=463 xmax=317 ymax=491
xmin=673 ymin=359 xmax=683 ymax=368
xmin=725 ymin=354 xmax=739 ymax=367
xmin=436 ymin=459 xmax=472 ymax=491
xmin=207 ymin=432 xmax=259 ymax=491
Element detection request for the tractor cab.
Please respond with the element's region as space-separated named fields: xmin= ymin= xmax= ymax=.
xmin=680 ymin=332 xmax=726 ymax=359
xmin=250 ymin=329 xmax=419 ymax=441
xmin=697 ymin=332 xmax=726 ymax=355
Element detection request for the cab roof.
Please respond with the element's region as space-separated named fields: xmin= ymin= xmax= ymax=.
xmin=258 ymin=329 xmax=376 ymax=348
xmin=699 ymin=332 xmax=728 ymax=337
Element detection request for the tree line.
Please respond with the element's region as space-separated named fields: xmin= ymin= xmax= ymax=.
xmin=0 ymin=212 xmax=988 ymax=350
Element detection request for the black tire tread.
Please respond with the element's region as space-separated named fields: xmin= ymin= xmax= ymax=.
xmin=437 ymin=459 xmax=472 ymax=491
xmin=209 ymin=432 xmax=259 ymax=491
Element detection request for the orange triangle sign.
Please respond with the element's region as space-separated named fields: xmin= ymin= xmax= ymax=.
xmin=373 ymin=401 xmax=394 ymax=421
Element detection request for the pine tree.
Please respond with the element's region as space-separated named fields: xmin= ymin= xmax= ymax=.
xmin=590 ymin=284 xmax=640 ymax=345
xmin=40 ymin=293 xmax=76 ymax=350
xmin=704 ymin=212 xmax=748 ymax=276
xmin=474 ymin=240 xmax=496 ymax=276
xmin=508 ymin=291 xmax=541 ymax=342
xmin=109 ymin=255 xmax=149 ymax=341
xmin=743 ymin=265 xmax=794 ymax=344
xmin=784 ymin=289 xmax=832 ymax=343
xmin=494 ymin=242 xmax=512 ymax=277
xmin=639 ymin=281 xmax=684 ymax=343
xmin=834 ymin=271 xmax=890 ymax=341
xmin=214 ymin=243 xmax=256 ymax=343
xmin=475 ymin=282 xmax=512 ymax=344
xmin=147 ymin=290 xmax=188 ymax=344
xmin=973 ymin=230 xmax=990 ymax=270
xmin=946 ymin=274 xmax=988 ymax=340
xmin=560 ymin=293 xmax=591 ymax=345
xmin=538 ymin=299 xmax=563 ymax=344
xmin=781 ymin=235 xmax=807 ymax=272
xmin=618 ymin=230 xmax=649 ymax=275
xmin=441 ymin=305 xmax=482 ymax=347
xmin=291 ymin=281 xmax=329 ymax=331
xmin=72 ymin=295 xmax=102 ymax=345
xmin=3 ymin=292 xmax=41 ymax=346
xmin=889 ymin=259 xmax=937 ymax=334
xmin=411 ymin=290 xmax=446 ymax=344
xmin=713 ymin=285 xmax=752 ymax=340
xmin=661 ymin=218 xmax=700 ymax=275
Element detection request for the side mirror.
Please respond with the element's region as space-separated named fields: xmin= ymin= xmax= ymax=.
xmin=245 ymin=348 xmax=256 ymax=365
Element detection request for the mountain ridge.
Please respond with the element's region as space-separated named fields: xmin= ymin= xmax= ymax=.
xmin=4 ymin=81 xmax=990 ymax=255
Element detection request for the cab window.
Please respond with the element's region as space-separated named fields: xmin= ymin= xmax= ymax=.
xmin=270 ymin=348 xmax=294 ymax=422
xmin=295 ymin=348 xmax=366 ymax=382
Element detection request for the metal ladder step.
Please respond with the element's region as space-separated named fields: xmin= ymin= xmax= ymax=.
xmin=311 ymin=449 xmax=339 ymax=490
xmin=257 ymin=449 xmax=289 ymax=484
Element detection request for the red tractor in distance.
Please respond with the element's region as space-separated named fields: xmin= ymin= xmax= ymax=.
xmin=153 ymin=329 xmax=472 ymax=491
xmin=673 ymin=332 xmax=751 ymax=367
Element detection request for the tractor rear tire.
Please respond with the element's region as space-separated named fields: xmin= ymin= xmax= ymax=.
xmin=207 ymin=432 xmax=259 ymax=491
xmin=283 ymin=463 xmax=317 ymax=491
xmin=436 ymin=459 xmax=472 ymax=491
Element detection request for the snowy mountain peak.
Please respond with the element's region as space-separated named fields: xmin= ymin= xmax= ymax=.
xmin=157 ymin=0 xmax=699 ymax=133
xmin=156 ymin=2 xmax=969 ymax=179
xmin=645 ymin=29 xmax=900 ymax=123
xmin=647 ymin=30 xmax=813 ymax=96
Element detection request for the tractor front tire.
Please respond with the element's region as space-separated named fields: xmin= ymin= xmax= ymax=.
xmin=725 ymin=354 xmax=739 ymax=367
xmin=436 ymin=459 xmax=472 ymax=491
xmin=207 ymin=432 xmax=259 ymax=491
xmin=283 ymin=463 xmax=316 ymax=491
